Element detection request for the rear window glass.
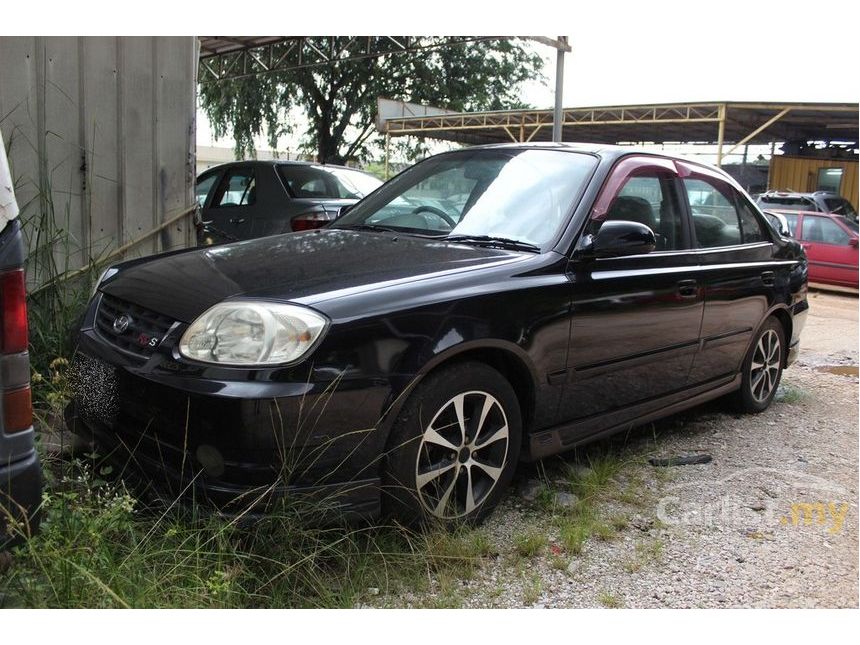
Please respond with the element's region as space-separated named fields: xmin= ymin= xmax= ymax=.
xmin=737 ymin=200 xmax=768 ymax=244
xmin=684 ymin=178 xmax=741 ymax=248
xmin=841 ymin=217 xmax=858 ymax=233
xmin=824 ymin=198 xmax=857 ymax=218
xmin=759 ymin=196 xmax=815 ymax=211
xmin=213 ymin=168 xmax=256 ymax=207
xmin=195 ymin=173 xmax=219 ymax=207
xmin=278 ymin=165 xmax=381 ymax=200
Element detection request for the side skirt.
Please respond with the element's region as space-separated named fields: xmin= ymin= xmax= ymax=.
xmin=525 ymin=374 xmax=741 ymax=461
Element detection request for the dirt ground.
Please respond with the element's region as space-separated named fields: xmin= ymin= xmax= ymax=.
xmin=386 ymin=289 xmax=860 ymax=608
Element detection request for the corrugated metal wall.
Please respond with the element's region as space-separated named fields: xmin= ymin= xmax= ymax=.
xmin=0 ymin=36 xmax=197 ymax=282
xmin=769 ymin=156 xmax=859 ymax=207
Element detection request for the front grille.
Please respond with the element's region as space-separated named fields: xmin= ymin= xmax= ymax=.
xmin=95 ymin=293 xmax=176 ymax=358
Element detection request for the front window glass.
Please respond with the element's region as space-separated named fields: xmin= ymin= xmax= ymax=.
xmin=802 ymin=215 xmax=851 ymax=245
xmin=609 ymin=175 xmax=686 ymax=250
xmin=334 ymin=149 xmax=598 ymax=248
xmin=278 ymin=165 xmax=382 ymax=199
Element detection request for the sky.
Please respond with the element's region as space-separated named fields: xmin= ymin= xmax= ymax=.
xmin=189 ymin=1 xmax=859 ymax=161
xmin=519 ymin=1 xmax=857 ymax=109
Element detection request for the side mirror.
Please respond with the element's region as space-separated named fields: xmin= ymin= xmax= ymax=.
xmin=850 ymin=237 xmax=858 ymax=249
xmin=582 ymin=220 xmax=656 ymax=258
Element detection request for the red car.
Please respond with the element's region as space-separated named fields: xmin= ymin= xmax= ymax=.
xmin=767 ymin=210 xmax=858 ymax=288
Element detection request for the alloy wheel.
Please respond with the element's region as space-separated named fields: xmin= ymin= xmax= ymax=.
xmin=750 ymin=329 xmax=781 ymax=403
xmin=415 ymin=390 xmax=510 ymax=519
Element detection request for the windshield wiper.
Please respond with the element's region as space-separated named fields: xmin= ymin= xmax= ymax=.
xmin=341 ymin=223 xmax=402 ymax=233
xmin=342 ymin=223 xmax=444 ymax=238
xmin=444 ymin=234 xmax=540 ymax=253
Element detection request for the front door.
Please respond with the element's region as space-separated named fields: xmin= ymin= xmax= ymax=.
xmin=558 ymin=157 xmax=704 ymax=426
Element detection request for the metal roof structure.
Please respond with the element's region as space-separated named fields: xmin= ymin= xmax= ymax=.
xmin=377 ymin=100 xmax=859 ymax=165
xmin=197 ymin=36 xmax=570 ymax=83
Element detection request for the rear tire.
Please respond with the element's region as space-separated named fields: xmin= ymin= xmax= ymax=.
xmin=730 ymin=317 xmax=785 ymax=413
xmin=382 ymin=362 xmax=521 ymax=527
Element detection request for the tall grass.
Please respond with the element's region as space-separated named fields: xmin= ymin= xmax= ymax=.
xmin=0 ymin=452 xmax=494 ymax=608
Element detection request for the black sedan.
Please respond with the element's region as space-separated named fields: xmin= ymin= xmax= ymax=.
xmin=194 ymin=160 xmax=382 ymax=245
xmin=67 ymin=143 xmax=808 ymax=526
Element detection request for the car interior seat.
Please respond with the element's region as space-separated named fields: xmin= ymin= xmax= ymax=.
xmin=606 ymin=196 xmax=656 ymax=229
xmin=606 ymin=195 xmax=666 ymax=248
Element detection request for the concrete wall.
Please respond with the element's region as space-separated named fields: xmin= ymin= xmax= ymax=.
xmin=0 ymin=37 xmax=197 ymax=282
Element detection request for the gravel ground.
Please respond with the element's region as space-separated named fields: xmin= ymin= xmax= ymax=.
xmin=382 ymin=290 xmax=859 ymax=608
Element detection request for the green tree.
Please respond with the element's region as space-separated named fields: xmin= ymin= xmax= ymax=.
xmin=200 ymin=38 xmax=544 ymax=164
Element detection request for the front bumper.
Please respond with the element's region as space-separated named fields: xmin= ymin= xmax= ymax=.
xmin=0 ymin=451 xmax=42 ymax=548
xmin=786 ymin=339 xmax=800 ymax=367
xmin=67 ymin=403 xmax=380 ymax=521
xmin=67 ymin=328 xmax=395 ymax=521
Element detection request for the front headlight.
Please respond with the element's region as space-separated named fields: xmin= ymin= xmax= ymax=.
xmin=92 ymin=266 xmax=118 ymax=297
xmin=178 ymin=301 xmax=328 ymax=366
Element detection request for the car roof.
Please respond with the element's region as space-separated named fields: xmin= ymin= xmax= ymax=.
xmin=764 ymin=208 xmax=846 ymax=219
xmin=455 ymin=141 xmax=741 ymax=184
xmin=200 ymin=160 xmax=372 ymax=173
xmin=759 ymin=190 xmax=841 ymax=198
xmin=441 ymin=141 xmax=741 ymax=170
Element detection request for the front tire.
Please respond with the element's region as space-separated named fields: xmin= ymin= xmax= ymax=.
xmin=382 ymin=362 xmax=522 ymax=526
xmin=731 ymin=317 xmax=785 ymax=413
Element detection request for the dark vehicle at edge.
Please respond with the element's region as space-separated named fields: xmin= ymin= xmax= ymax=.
xmin=195 ymin=160 xmax=383 ymax=245
xmin=67 ymin=143 xmax=809 ymax=525
xmin=0 ymin=218 xmax=40 ymax=547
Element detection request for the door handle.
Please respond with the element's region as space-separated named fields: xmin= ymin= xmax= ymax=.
xmin=760 ymin=271 xmax=775 ymax=287
xmin=229 ymin=217 xmax=246 ymax=225
xmin=677 ymin=279 xmax=698 ymax=298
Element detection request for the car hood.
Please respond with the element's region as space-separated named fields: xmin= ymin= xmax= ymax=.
xmin=100 ymin=229 xmax=527 ymax=323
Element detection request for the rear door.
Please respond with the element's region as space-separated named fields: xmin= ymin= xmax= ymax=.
xmin=560 ymin=156 xmax=704 ymax=424
xmin=201 ymin=164 xmax=261 ymax=242
xmin=683 ymin=169 xmax=783 ymax=385
xmin=798 ymin=214 xmax=859 ymax=287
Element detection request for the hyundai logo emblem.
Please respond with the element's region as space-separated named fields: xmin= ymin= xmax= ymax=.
xmin=112 ymin=314 xmax=132 ymax=334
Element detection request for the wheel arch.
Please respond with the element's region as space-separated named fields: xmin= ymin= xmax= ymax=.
xmin=767 ymin=305 xmax=794 ymax=367
xmin=378 ymin=340 xmax=539 ymax=450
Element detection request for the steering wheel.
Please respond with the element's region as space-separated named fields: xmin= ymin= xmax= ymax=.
xmin=411 ymin=205 xmax=456 ymax=228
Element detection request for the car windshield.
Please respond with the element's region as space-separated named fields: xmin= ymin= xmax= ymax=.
xmin=824 ymin=198 xmax=857 ymax=218
xmin=333 ymin=149 xmax=597 ymax=248
xmin=278 ymin=165 xmax=382 ymax=200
